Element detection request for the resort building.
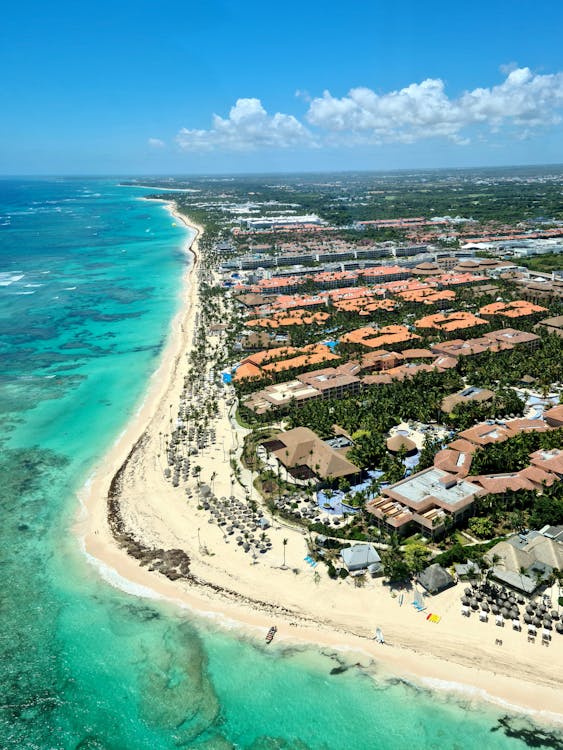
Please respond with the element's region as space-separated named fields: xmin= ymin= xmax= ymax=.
xmin=418 ymin=563 xmax=455 ymax=595
xmin=441 ymin=386 xmax=495 ymax=414
xmin=341 ymin=544 xmax=383 ymax=575
xmin=478 ymin=300 xmax=547 ymax=318
xmin=262 ymin=427 xmax=359 ymax=482
xmin=457 ymin=418 xmax=549 ymax=448
xmin=544 ymin=405 xmax=563 ymax=428
xmin=297 ymin=365 xmax=362 ymax=399
xmin=415 ymin=311 xmax=488 ymax=333
xmin=235 ymin=343 xmax=340 ymax=381
xmin=359 ymin=265 xmax=411 ymax=283
xmin=433 ymin=439 xmax=477 ymax=478
xmin=340 ymin=324 xmax=420 ymax=350
xmin=366 ymin=467 xmax=482 ymax=536
xmin=483 ymin=328 xmax=540 ymax=349
xmin=486 ymin=530 xmax=563 ymax=594
xmin=431 ymin=328 xmax=540 ymax=358
xmin=534 ymin=314 xmax=563 ymax=338
xmin=243 ymin=380 xmax=320 ymax=415
xmin=243 ymin=363 xmax=362 ymax=415
xmin=245 ymin=309 xmax=330 ymax=328
xmin=359 ymin=350 xmax=405 ymax=372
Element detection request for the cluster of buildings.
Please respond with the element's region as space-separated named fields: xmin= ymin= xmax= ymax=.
xmin=239 ymin=328 xmax=542 ymax=414
xmin=366 ymin=405 xmax=563 ymax=538
xmin=234 ymin=266 xmax=483 ymax=297
xmin=234 ymin=343 xmax=339 ymax=382
xmin=238 ymin=326 xmax=540 ymax=387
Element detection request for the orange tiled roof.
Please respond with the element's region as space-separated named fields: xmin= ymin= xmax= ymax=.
xmin=479 ymin=300 xmax=547 ymax=318
xmin=341 ymin=324 xmax=420 ymax=349
xmin=415 ymin=311 xmax=488 ymax=332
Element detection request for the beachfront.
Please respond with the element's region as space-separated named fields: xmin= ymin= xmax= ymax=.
xmin=78 ymin=204 xmax=563 ymax=722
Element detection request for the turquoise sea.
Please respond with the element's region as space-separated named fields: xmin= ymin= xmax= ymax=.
xmin=0 ymin=178 xmax=560 ymax=750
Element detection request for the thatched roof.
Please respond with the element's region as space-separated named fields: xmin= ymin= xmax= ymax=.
xmin=268 ymin=427 xmax=359 ymax=479
xmin=418 ymin=563 xmax=455 ymax=594
xmin=386 ymin=434 xmax=417 ymax=455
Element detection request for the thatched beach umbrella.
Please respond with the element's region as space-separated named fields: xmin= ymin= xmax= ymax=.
xmin=526 ymin=605 xmax=534 ymax=615
xmin=551 ymin=610 xmax=559 ymax=620
xmin=464 ymin=587 xmax=472 ymax=596
xmin=533 ymin=617 xmax=542 ymax=628
xmin=491 ymin=604 xmax=499 ymax=614
xmin=524 ymin=614 xmax=532 ymax=624
xmin=556 ymin=623 xmax=563 ymax=634
xmin=543 ymin=620 xmax=552 ymax=630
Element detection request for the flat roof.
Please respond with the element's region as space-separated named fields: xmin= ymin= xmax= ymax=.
xmin=389 ymin=467 xmax=480 ymax=507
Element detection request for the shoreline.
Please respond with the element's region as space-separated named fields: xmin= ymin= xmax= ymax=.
xmin=76 ymin=200 xmax=563 ymax=727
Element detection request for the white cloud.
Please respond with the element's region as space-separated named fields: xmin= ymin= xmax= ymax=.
xmin=176 ymin=98 xmax=314 ymax=151
xmin=148 ymin=137 xmax=165 ymax=148
xmin=171 ymin=69 xmax=563 ymax=153
xmin=306 ymin=67 xmax=563 ymax=144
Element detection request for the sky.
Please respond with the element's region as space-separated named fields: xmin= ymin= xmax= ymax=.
xmin=2 ymin=0 xmax=563 ymax=174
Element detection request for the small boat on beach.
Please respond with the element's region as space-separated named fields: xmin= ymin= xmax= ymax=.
xmin=265 ymin=626 xmax=277 ymax=644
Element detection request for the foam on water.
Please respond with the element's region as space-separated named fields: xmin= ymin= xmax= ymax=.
xmin=0 ymin=272 xmax=24 ymax=285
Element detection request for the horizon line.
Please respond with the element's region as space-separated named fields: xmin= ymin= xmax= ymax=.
xmin=2 ymin=161 xmax=563 ymax=180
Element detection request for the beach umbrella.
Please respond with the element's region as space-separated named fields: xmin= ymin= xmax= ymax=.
xmin=550 ymin=611 xmax=559 ymax=620
xmin=517 ymin=596 xmax=525 ymax=605
xmin=482 ymin=603 xmax=490 ymax=612
xmin=526 ymin=605 xmax=534 ymax=614
xmin=501 ymin=607 xmax=510 ymax=617
xmin=556 ymin=623 xmax=563 ymax=634
xmin=464 ymin=587 xmax=472 ymax=596
xmin=533 ymin=617 xmax=542 ymax=628
xmin=510 ymin=609 xmax=519 ymax=620
xmin=543 ymin=620 xmax=552 ymax=630
xmin=524 ymin=614 xmax=532 ymax=624
xmin=491 ymin=604 xmax=499 ymax=614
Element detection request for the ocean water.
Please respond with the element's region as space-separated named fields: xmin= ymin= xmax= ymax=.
xmin=0 ymin=178 xmax=560 ymax=750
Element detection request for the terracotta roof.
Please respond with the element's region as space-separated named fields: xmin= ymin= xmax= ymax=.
xmin=544 ymin=404 xmax=563 ymax=426
xmin=415 ymin=311 xmax=488 ymax=332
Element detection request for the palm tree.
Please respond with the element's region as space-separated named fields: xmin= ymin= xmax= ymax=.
xmin=282 ymin=537 xmax=288 ymax=569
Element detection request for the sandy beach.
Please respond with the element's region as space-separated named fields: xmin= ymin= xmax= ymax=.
xmin=76 ymin=202 xmax=563 ymax=724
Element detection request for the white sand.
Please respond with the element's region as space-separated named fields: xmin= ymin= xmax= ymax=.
xmin=76 ymin=204 xmax=563 ymax=722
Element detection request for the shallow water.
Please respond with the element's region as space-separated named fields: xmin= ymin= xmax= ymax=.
xmin=0 ymin=178 xmax=560 ymax=749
